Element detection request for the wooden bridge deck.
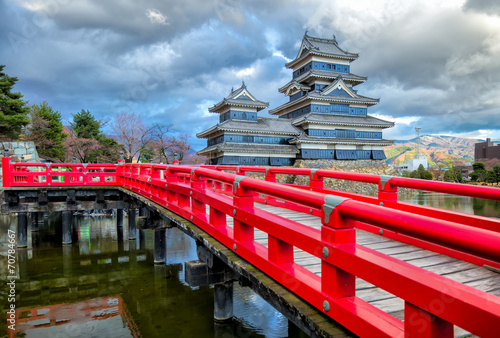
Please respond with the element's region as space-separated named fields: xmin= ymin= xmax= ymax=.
xmin=222 ymin=202 xmax=500 ymax=337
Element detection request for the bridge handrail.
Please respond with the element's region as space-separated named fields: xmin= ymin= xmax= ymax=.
xmin=1 ymin=157 xmax=119 ymax=187
xmin=201 ymin=164 xmax=500 ymax=201
xmin=3 ymin=159 xmax=500 ymax=336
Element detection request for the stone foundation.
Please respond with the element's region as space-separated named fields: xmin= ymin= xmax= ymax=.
xmin=275 ymin=159 xmax=404 ymax=197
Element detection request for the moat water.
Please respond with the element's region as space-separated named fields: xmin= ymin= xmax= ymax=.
xmin=0 ymin=191 xmax=498 ymax=337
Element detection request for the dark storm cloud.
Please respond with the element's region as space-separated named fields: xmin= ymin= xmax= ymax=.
xmin=2 ymin=0 xmax=500 ymax=146
xmin=463 ymin=0 xmax=500 ymax=15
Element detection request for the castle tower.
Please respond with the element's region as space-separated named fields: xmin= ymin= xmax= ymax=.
xmin=270 ymin=33 xmax=394 ymax=160
xmin=197 ymin=82 xmax=300 ymax=165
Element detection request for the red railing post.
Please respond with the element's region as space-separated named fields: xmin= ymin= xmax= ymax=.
xmin=2 ymin=155 xmax=12 ymax=188
xmin=190 ymin=168 xmax=207 ymax=221
xmin=404 ymin=301 xmax=453 ymax=338
xmin=233 ymin=176 xmax=254 ymax=242
xmin=378 ymin=175 xmax=398 ymax=204
xmin=321 ymin=196 xmax=356 ymax=301
xmin=264 ymin=167 xmax=277 ymax=204
xmin=310 ymin=169 xmax=324 ymax=191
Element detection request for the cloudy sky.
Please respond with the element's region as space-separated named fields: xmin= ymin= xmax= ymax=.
xmin=1 ymin=0 xmax=500 ymax=150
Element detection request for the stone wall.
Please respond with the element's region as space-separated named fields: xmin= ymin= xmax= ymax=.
xmin=275 ymin=159 xmax=403 ymax=197
xmin=1 ymin=141 xmax=41 ymax=163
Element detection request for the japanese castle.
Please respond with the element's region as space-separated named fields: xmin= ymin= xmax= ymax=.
xmin=197 ymin=33 xmax=394 ymax=166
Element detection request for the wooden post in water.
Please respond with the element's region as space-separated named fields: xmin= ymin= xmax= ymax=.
xmin=154 ymin=228 xmax=166 ymax=264
xmin=17 ymin=212 xmax=28 ymax=248
xmin=214 ymin=282 xmax=233 ymax=323
xmin=30 ymin=212 xmax=38 ymax=231
xmin=128 ymin=208 xmax=137 ymax=240
xmin=117 ymin=209 xmax=123 ymax=227
xmin=62 ymin=211 xmax=73 ymax=245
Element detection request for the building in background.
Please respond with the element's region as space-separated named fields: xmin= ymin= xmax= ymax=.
xmin=474 ymin=138 xmax=500 ymax=162
xmin=197 ymin=33 xmax=394 ymax=165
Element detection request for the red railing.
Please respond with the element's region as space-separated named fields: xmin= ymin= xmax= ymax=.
xmin=3 ymin=158 xmax=500 ymax=337
xmin=1 ymin=157 xmax=119 ymax=187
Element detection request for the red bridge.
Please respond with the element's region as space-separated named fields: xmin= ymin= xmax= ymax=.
xmin=3 ymin=156 xmax=500 ymax=337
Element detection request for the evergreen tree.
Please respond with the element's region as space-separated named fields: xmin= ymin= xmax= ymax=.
xmin=470 ymin=162 xmax=487 ymax=182
xmin=70 ymin=109 xmax=103 ymax=140
xmin=67 ymin=109 xmax=123 ymax=163
xmin=0 ymin=65 xmax=30 ymax=139
xmin=485 ymin=170 xmax=497 ymax=184
xmin=493 ymin=164 xmax=500 ymax=183
xmin=26 ymin=102 xmax=67 ymax=161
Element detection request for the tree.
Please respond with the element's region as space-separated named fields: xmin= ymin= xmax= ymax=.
xmin=444 ymin=170 xmax=454 ymax=182
xmin=470 ymin=162 xmax=487 ymax=182
xmin=485 ymin=170 xmax=497 ymax=184
xmin=66 ymin=110 xmax=123 ymax=163
xmin=111 ymin=112 xmax=162 ymax=162
xmin=63 ymin=126 xmax=101 ymax=163
xmin=70 ymin=109 xmax=103 ymax=140
xmin=472 ymin=162 xmax=486 ymax=172
xmin=25 ymin=102 xmax=66 ymax=161
xmin=0 ymin=65 xmax=30 ymax=139
xmin=444 ymin=167 xmax=462 ymax=183
xmin=494 ymin=164 xmax=500 ymax=183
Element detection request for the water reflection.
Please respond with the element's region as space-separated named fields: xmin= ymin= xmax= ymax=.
xmin=14 ymin=296 xmax=137 ymax=338
xmin=404 ymin=191 xmax=500 ymax=218
xmin=0 ymin=214 xmax=303 ymax=337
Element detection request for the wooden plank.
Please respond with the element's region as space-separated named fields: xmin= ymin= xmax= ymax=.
xmin=368 ymin=297 xmax=404 ymax=314
xmin=391 ymin=249 xmax=439 ymax=261
xmin=442 ymin=267 xmax=500 ymax=284
xmin=356 ymin=287 xmax=396 ymax=303
xmin=419 ymin=260 xmax=476 ymax=276
xmin=466 ymin=277 xmax=500 ymax=292
xmin=404 ymin=255 xmax=456 ymax=268
xmin=376 ymin=245 xmax=422 ymax=256
xmin=363 ymin=241 xmax=409 ymax=250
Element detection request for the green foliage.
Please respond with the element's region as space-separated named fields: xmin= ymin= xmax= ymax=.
xmin=70 ymin=109 xmax=103 ymax=140
xmin=485 ymin=170 xmax=498 ymax=184
xmin=402 ymin=164 xmax=433 ymax=180
xmin=444 ymin=167 xmax=462 ymax=183
xmin=472 ymin=162 xmax=486 ymax=172
xmin=469 ymin=162 xmax=487 ymax=182
xmin=494 ymin=164 xmax=500 ymax=182
xmin=422 ymin=171 xmax=433 ymax=180
xmin=0 ymin=65 xmax=30 ymax=139
xmin=67 ymin=110 xmax=123 ymax=163
xmin=26 ymin=101 xmax=67 ymax=161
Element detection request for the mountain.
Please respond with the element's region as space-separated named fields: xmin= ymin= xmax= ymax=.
xmin=384 ymin=135 xmax=479 ymax=166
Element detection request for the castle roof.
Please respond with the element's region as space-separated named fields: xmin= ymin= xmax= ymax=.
xmin=289 ymin=133 xmax=394 ymax=146
xmin=209 ymin=82 xmax=269 ymax=113
xmin=270 ymin=77 xmax=379 ymax=115
xmin=198 ymin=143 xmax=299 ymax=156
xmin=279 ymin=70 xmax=367 ymax=93
xmin=278 ymin=80 xmax=311 ymax=95
xmin=292 ymin=113 xmax=394 ymax=129
xmin=286 ymin=33 xmax=358 ymax=68
xmin=196 ymin=117 xmax=301 ymax=138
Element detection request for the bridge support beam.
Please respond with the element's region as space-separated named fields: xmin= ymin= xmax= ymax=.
xmin=154 ymin=228 xmax=166 ymax=264
xmin=17 ymin=212 xmax=28 ymax=248
xmin=117 ymin=209 xmax=123 ymax=227
xmin=214 ymin=282 xmax=233 ymax=323
xmin=128 ymin=208 xmax=137 ymax=240
xmin=30 ymin=212 xmax=38 ymax=232
xmin=139 ymin=207 xmax=146 ymax=217
xmin=62 ymin=211 xmax=73 ymax=245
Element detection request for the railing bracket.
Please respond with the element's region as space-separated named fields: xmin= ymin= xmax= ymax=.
xmin=380 ymin=175 xmax=393 ymax=191
xmin=323 ymin=195 xmax=349 ymax=224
